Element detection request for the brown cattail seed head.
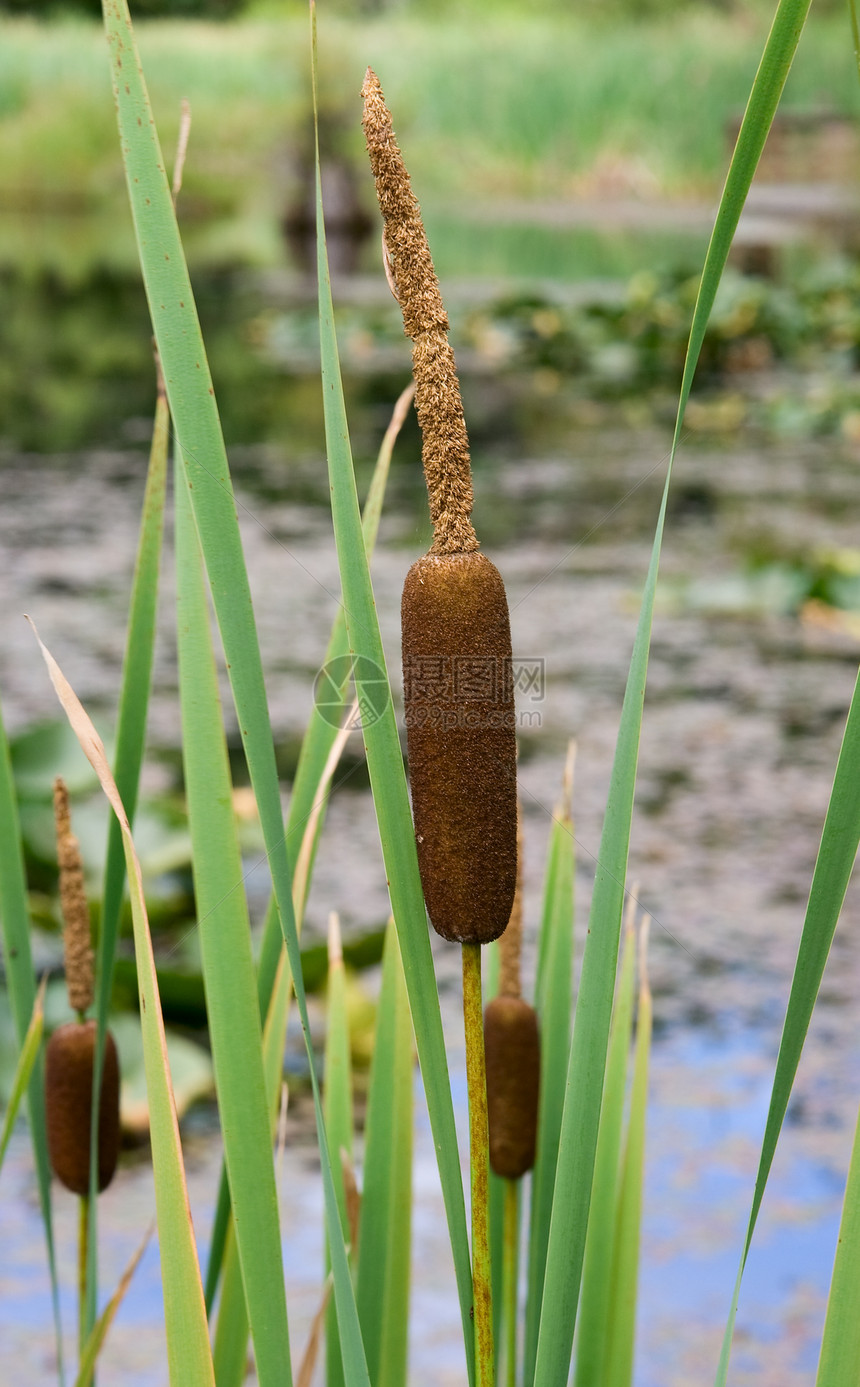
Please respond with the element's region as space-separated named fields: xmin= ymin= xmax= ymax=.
xmin=484 ymin=996 xmax=540 ymax=1179
xmin=402 ymin=552 xmax=517 ymax=943
xmin=54 ymin=777 xmax=94 ymax=1015
xmin=45 ymin=1020 xmax=120 ymax=1195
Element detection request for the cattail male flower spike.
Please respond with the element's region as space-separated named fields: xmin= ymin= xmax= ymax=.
xmin=45 ymin=777 xmax=120 ymax=1195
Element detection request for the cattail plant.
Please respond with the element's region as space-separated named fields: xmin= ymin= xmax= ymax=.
xmin=361 ymin=68 xmax=518 ymax=948
xmin=45 ymin=778 xmax=120 ymax=1356
xmin=363 ymin=68 xmax=518 ymax=1387
xmin=45 ymin=777 xmax=120 ymax=1198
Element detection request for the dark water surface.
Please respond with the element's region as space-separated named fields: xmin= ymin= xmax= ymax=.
xmin=3 ymin=266 xmax=860 ymax=1383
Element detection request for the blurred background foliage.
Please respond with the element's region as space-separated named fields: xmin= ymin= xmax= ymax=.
xmin=0 ymin=2 xmax=857 ymax=234
xmin=3 ymin=0 xmax=860 ymax=964
xmin=1 ymin=0 xmax=859 ymax=448
xmin=0 ymin=0 xmax=854 ymax=18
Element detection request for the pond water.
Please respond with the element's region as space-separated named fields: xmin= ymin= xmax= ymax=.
xmin=2 ymin=255 xmax=860 ymax=1384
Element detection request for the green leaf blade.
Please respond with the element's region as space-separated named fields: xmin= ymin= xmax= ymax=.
xmin=325 ymin=916 xmax=354 ymax=1387
xmin=715 ymin=662 xmax=860 ymax=1386
xmin=356 ymin=920 xmax=413 ymax=1387
xmin=175 ymin=462 xmax=292 ymax=1387
xmin=87 ymin=384 xmax=169 ymax=1336
xmin=212 ymin=1221 xmax=251 ymax=1387
xmin=605 ymin=944 xmax=651 ymax=1387
xmin=0 ymin=978 xmax=46 ymax=1175
xmin=531 ymin=6 xmax=815 ymax=1381
xmin=98 ymin=388 xmax=169 ymax=999
xmin=524 ymin=803 xmax=574 ymax=1384
xmin=816 ymin=1093 xmax=860 ymax=1386
xmin=673 ymin=0 xmax=814 ymax=441
xmin=575 ymin=922 xmax=637 ymax=1387
xmin=533 ymin=548 xmax=656 ymax=1387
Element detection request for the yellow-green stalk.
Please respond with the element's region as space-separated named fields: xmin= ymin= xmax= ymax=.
xmin=463 ymin=941 xmax=494 ymax=1387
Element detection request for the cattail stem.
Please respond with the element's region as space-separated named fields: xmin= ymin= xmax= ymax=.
xmin=462 ymin=942 xmax=494 ymax=1387
xmin=503 ymin=1178 xmax=519 ymax=1387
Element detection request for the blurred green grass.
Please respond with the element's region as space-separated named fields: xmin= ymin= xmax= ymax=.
xmin=1 ymin=4 xmax=857 ymax=255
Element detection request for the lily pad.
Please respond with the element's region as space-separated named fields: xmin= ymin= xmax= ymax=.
xmin=10 ymin=719 xmax=104 ymax=800
xmin=109 ymin=1012 xmax=214 ymax=1138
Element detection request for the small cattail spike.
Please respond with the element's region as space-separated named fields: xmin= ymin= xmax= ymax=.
xmin=484 ymin=996 xmax=540 ymax=1180
xmin=54 ymin=777 xmax=94 ymax=1016
xmin=46 ymin=1020 xmax=120 ymax=1194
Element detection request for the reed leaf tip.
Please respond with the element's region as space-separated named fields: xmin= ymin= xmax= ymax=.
xmin=638 ymin=913 xmax=652 ymax=1002
xmin=561 ymin=738 xmax=576 ymax=818
xmin=327 ymin=910 xmax=343 ymax=969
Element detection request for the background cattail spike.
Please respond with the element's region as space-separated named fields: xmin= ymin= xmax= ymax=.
xmin=45 ymin=1020 xmax=120 ymax=1195
xmin=484 ymin=996 xmax=540 ymax=1180
xmin=54 ymin=776 xmax=94 ymax=1016
xmin=362 ymin=67 xmax=478 ymax=556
